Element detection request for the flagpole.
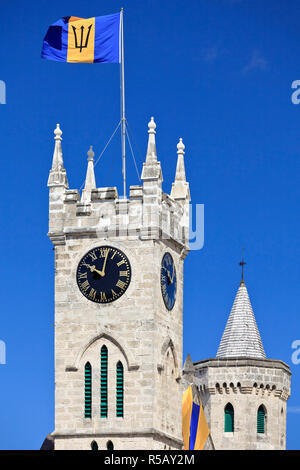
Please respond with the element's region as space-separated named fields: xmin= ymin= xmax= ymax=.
xmin=120 ymin=8 xmax=126 ymax=198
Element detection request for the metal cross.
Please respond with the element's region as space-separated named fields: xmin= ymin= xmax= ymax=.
xmin=239 ymin=248 xmax=246 ymax=282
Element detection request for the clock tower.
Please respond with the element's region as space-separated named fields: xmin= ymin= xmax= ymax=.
xmin=47 ymin=117 xmax=191 ymax=450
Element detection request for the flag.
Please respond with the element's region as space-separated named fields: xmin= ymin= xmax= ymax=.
xmin=182 ymin=385 xmax=210 ymax=450
xmin=41 ymin=13 xmax=121 ymax=64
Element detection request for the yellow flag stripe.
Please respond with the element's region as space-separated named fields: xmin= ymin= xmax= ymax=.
xmin=67 ymin=17 xmax=95 ymax=63
xmin=194 ymin=401 xmax=210 ymax=450
xmin=182 ymin=385 xmax=193 ymax=450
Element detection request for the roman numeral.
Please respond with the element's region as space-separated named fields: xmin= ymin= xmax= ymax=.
xmin=78 ymin=272 xmax=87 ymax=279
xmin=110 ymin=250 xmax=117 ymax=260
xmin=80 ymin=280 xmax=90 ymax=292
xmin=117 ymin=259 xmax=126 ymax=267
xmin=89 ymin=288 xmax=97 ymax=300
xmin=111 ymin=289 xmax=118 ymax=299
xmin=116 ymin=279 xmax=126 ymax=290
xmin=119 ymin=270 xmax=128 ymax=277
xmin=99 ymin=292 xmax=107 ymax=302
xmin=89 ymin=250 xmax=97 ymax=261
xmin=99 ymin=248 xmax=109 ymax=258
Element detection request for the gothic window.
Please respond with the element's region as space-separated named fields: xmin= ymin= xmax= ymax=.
xmin=107 ymin=440 xmax=114 ymax=450
xmin=224 ymin=403 xmax=234 ymax=432
xmin=116 ymin=361 xmax=124 ymax=417
xmin=91 ymin=441 xmax=98 ymax=450
xmin=84 ymin=362 xmax=92 ymax=418
xmin=100 ymin=345 xmax=108 ymax=418
xmin=257 ymin=405 xmax=266 ymax=434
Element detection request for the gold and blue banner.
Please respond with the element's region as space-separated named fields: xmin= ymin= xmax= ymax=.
xmin=182 ymin=385 xmax=210 ymax=450
xmin=41 ymin=13 xmax=120 ymax=63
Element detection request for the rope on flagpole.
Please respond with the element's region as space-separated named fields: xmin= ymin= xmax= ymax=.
xmin=79 ymin=120 xmax=121 ymax=191
xmin=125 ymin=123 xmax=141 ymax=182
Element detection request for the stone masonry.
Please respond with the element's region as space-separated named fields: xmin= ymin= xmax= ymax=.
xmin=47 ymin=118 xmax=191 ymax=450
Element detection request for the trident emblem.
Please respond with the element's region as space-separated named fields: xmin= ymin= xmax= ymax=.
xmin=71 ymin=24 xmax=93 ymax=52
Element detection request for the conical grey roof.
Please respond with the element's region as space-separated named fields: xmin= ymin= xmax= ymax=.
xmin=216 ymin=281 xmax=266 ymax=359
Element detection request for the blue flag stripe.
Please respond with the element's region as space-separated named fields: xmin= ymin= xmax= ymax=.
xmin=189 ymin=402 xmax=200 ymax=450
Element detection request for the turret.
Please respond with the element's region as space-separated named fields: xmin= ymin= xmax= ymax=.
xmin=187 ymin=269 xmax=291 ymax=450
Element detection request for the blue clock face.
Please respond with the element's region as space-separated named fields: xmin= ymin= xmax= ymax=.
xmin=161 ymin=252 xmax=177 ymax=311
xmin=76 ymin=246 xmax=131 ymax=303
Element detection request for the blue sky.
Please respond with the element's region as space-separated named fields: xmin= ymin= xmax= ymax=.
xmin=0 ymin=0 xmax=299 ymax=450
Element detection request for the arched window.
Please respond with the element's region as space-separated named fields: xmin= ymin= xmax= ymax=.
xmin=224 ymin=403 xmax=234 ymax=432
xmin=107 ymin=440 xmax=114 ymax=450
xmin=100 ymin=345 xmax=108 ymax=418
xmin=91 ymin=441 xmax=98 ymax=450
xmin=257 ymin=405 xmax=266 ymax=434
xmin=84 ymin=362 xmax=92 ymax=418
xmin=116 ymin=361 xmax=124 ymax=417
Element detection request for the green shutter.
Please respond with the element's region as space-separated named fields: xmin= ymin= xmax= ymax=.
xmin=100 ymin=345 xmax=108 ymax=418
xmin=257 ymin=406 xmax=265 ymax=433
xmin=116 ymin=361 xmax=124 ymax=417
xmin=224 ymin=403 xmax=234 ymax=432
xmin=84 ymin=362 xmax=92 ymax=418
xmin=91 ymin=441 xmax=98 ymax=450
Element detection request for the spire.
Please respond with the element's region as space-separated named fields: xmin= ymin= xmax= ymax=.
xmin=47 ymin=124 xmax=68 ymax=188
xmin=216 ymin=280 xmax=266 ymax=359
xmin=175 ymin=138 xmax=186 ymax=181
xmin=141 ymin=116 xmax=162 ymax=181
xmin=81 ymin=146 xmax=96 ymax=202
xmin=145 ymin=116 xmax=157 ymax=163
xmin=170 ymin=138 xmax=190 ymax=201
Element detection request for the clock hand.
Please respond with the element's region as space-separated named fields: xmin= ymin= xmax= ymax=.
xmin=100 ymin=249 xmax=109 ymax=277
xmin=170 ymin=267 xmax=175 ymax=284
xmin=82 ymin=262 xmax=104 ymax=277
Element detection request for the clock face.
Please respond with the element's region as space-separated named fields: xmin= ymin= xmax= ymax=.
xmin=76 ymin=246 xmax=131 ymax=304
xmin=160 ymin=252 xmax=177 ymax=311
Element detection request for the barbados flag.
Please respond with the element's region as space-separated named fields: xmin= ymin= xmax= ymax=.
xmin=41 ymin=13 xmax=121 ymax=63
xmin=182 ymin=385 xmax=210 ymax=450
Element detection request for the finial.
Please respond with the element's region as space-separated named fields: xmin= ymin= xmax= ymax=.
xmin=148 ymin=116 xmax=156 ymax=134
xmin=87 ymin=145 xmax=95 ymax=161
xmin=54 ymin=123 xmax=62 ymax=140
xmin=177 ymin=138 xmax=185 ymax=155
xmin=239 ymin=248 xmax=246 ymax=284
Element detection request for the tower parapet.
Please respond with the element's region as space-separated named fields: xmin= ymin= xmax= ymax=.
xmin=48 ymin=117 xmax=190 ymax=251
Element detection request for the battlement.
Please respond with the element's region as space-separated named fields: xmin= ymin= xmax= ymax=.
xmin=48 ymin=118 xmax=191 ymax=249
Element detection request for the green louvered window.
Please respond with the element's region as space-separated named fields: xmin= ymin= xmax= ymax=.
xmin=91 ymin=441 xmax=98 ymax=450
xmin=224 ymin=403 xmax=234 ymax=432
xmin=84 ymin=362 xmax=92 ymax=418
xmin=116 ymin=361 xmax=124 ymax=417
xmin=107 ymin=440 xmax=114 ymax=450
xmin=257 ymin=405 xmax=266 ymax=434
xmin=100 ymin=345 xmax=108 ymax=418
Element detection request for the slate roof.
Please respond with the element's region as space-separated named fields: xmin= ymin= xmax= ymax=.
xmin=216 ymin=281 xmax=266 ymax=359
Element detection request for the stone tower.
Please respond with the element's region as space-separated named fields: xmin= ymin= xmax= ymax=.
xmin=47 ymin=118 xmax=191 ymax=450
xmin=186 ymin=278 xmax=291 ymax=450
